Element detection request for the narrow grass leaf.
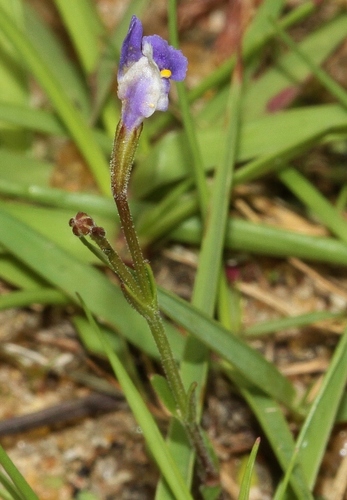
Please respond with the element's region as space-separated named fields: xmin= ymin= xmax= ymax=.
xmin=172 ymin=216 xmax=347 ymax=266
xmin=0 ymin=0 xmax=29 ymax=149
xmin=0 ymin=101 xmax=65 ymax=135
xmin=238 ymin=437 xmax=260 ymax=500
xmin=272 ymin=18 xmax=347 ymax=111
xmin=0 ymin=288 xmax=68 ymax=311
xmin=0 ymin=180 xmax=115 ymax=217
xmin=0 ymin=201 xmax=116 ymax=263
xmin=0 ymin=444 xmax=39 ymax=500
xmin=287 ymin=325 xmax=347 ymax=490
xmin=0 ymin=149 xmax=52 ymax=186
xmin=53 ymin=0 xmax=103 ymax=74
xmin=0 ymin=469 xmax=24 ymax=500
xmin=223 ymin=366 xmax=312 ymax=500
xmin=243 ymin=13 xmax=347 ymax=119
xmin=0 ymin=254 xmax=48 ymax=290
xmin=171 ymin=55 xmax=242 ymax=499
xmin=0 ymin=4 xmax=110 ymax=194
xmin=278 ymin=167 xmax=347 ymax=246
xmin=156 ymin=2 xmax=212 ymax=495
xmin=0 ymin=207 xmax=185 ymax=360
xmin=243 ymin=311 xmax=345 ymax=338
xmin=79 ymin=297 xmax=193 ymax=500
xmin=0 ymin=486 xmax=15 ymax=500
xmin=23 ymin=3 xmax=90 ymax=116
xmin=150 ymin=374 xmax=177 ymax=416
xmin=336 ymin=392 xmax=347 ymax=423
xmin=158 ymin=288 xmax=297 ymax=410
xmin=132 ymin=104 xmax=347 ymax=198
xmin=0 ymin=102 xmax=111 ymax=152
xmin=76 ymin=492 xmax=99 ymax=500
xmin=73 ymin=314 xmax=130 ymax=359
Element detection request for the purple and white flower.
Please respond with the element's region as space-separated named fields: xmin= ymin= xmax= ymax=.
xmin=117 ymin=16 xmax=188 ymax=131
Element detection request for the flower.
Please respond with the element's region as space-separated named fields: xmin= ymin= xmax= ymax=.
xmin=117 ymin=16 xmax=188 ymax=131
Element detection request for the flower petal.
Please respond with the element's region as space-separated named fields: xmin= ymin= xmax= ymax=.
xmin=118 ymin=54 xmax=164 ymax=130
xmin=143 ymin=34 xmax=188 ymax=81
xmin=118 ymin=15 xmax=143 ymax=75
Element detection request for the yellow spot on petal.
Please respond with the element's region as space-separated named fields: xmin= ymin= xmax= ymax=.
xmin=160 ymin=69 xmax=172 ymax=78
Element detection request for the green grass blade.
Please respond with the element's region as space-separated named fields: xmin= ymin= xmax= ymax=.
xmin=0 ymin=4 xmax=110 ymax=194
xmin=158 ymin=288 xmax=298 ymax=411
xmin=0 ymin=101 xmax=111 ymax=153
xmin=336 ymin=391 xmax=347 ymax=423
xmin=229 ymin=374 xmax=312 ymax=500
xmin=272 ymin=17 xmax=347 ymax=111
xmin=0 ymin=201 xmax=115 ymax=263
xmin=23 ymin=2 xmax=90 ymax=116
xmin=287 ymin=325 xmax=347 ymax=491
xmin=0 ymin=444 xmax=39 ymax=500
xmin=238 ymin=437 xmax=260 ymax=500
xmin=133 ymin=104 xmax=347 ymax=198
xmin=243 ymin=13 xmax=347 ymax=119
xmin=278 ymin=166 xmax=347 ymax=246
xmin=53 ymin=0 xmax=103 ymax=74
xmin=0 ymin=254 xmax=48 ymax=289
xmin=0 ymin=180 xmax=115 ymax=217
xmin=79 ymin=298 xmax=193 ymax=500
xmin=0 ymin=101 xmax=65 ymax=135
xmin=191 ymin=67 xmax=242 ymax=316
xmin=0 ymin=206 xmax=185 ymax=360
xmin=0 ymin=149 xmax=52 ymax=185
xmin=156 ymin=2 xmax=213 ymax=496
xmin=0 ymin=288 xmax=68 ymax=310
xmin=0 ymin=469 xmax=25 ymax=500
xmin=172 ymin=216 xmax=347 ymax=266
xmin=0 ymin=0 xmax=29 ymax=149
xmin=0 ymin=486 xmax=16 ymax=500
xmin=243 ymin=310 xmax=345 ymax=338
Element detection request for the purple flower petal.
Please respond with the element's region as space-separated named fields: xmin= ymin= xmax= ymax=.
xmin=117 ymin=16 xmax=188 ymax=131
xmin=143 ymin=35 xmax=188 ymax=80
xmin=118 ymin=16 xmax=143 ymax=75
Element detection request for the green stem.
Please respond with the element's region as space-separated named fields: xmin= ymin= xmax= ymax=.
xmin=110 ymin=122 xmax=151 ymax=300
xmin=88 ymin=227 xmax=140 ymax=294
xmin=109 ymin=118 xmax=219 ymax=482
xmin=146 ymin=312 xmax=218 ymax=483
xmin=115 ymin=193 xmax=153 ymax=301
xmin=146 ymin=310 xmax=187 ymax=415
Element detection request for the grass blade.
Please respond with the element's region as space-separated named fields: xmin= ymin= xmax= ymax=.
xmin=133 ymin=104 xmax=347 ymax=198
xmin=283 ymin=325 xmax=347 ymax=492
xmin=23 ymin=2 xmax=90 ymax=116
xmin=0 ymin=206 xmax=304 ymax=500
xmin=278 ymin=166 xmax=347 ymax=246
xmin=0 ymin=206 xmax=185 ymax=360
xmin=79 ymin=297 xmax=193 ymax=500
xmin=0 ymin=444 xmax=39 ymax=500
xmin=53 ymin=0 xmax=103 ymax=74
xmin=158 ymin=288 xmax=298 ymax=411
xmin=243 ymin=310 xmax=345 ymax=338
xmin=0 ymin=3 xmax=110 ymax=194
xmin=222 ymin=365 xmax=312 ymax=500
xmin=172 ymin=216 xmax=347 ymax=266
xmin=238 ymin=437 xmax=261 ymax=500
